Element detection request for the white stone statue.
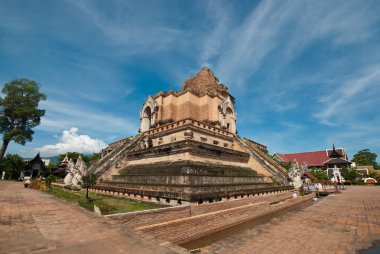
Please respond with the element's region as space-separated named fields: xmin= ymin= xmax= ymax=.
xmin=72 ymin=156 xmax=86 ymax=187
xmin=330 ymin=165 xmax=344 ymax=183
xmin=63 ymin=158 xmax=75 ymax=186
xmin=63 ymin=173 xmax=73 ymax=186
xmin=76 ymin=156 xmax=87 ymax=175
xmin=61 ymin=154 xmax=69 ymax=167
xmin=288 ymin=160 xmax=304 ymax=190
xmin=71 ymin=172 xmax=81 ymax=187
xmin=63 ymin=155 xmax=89 ymax=189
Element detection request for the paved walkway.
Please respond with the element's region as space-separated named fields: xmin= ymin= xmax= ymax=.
xmin=202 ymin=186 xmax=380 ymax=254
xmin=0 ymin=181 xmax=175 ymax=254
xmin=2 ymin=182 xmax=380 ymax=254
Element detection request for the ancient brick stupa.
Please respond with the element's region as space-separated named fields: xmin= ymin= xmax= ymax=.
xmin=89 ymin=67 xmax=289 ymax=202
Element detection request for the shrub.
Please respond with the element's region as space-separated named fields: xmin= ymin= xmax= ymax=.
xmin=45 ymin=174 xmax=56 ymax=189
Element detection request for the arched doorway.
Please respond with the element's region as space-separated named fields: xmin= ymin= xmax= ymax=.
xmin=225 ymin=107 xmax=234 ymax=132
xmin=141 ymin=106 xmax=152 ymax=132
xmin=218 ymin=96 xmax=236 ymax=134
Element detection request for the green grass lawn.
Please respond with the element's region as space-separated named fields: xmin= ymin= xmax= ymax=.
xmin=47 ymin=186 xmax=160 ymax=215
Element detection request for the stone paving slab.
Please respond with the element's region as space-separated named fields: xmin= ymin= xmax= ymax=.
xmin=201 ymin=186 xmax=380 ymax=254
xmin=0 ymin=181 xmax=176 ymax=254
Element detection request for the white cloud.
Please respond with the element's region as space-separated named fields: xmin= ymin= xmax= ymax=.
xmin=315 ymin=66 xmax=380 ymax=125
xmin=210 ymin=0 xmax=379 ymax=88
xmin=274 ymin=102 xmax=297 ymax=112
xmin=71 ymin=0 xmax=182 ymax=54
xmin=199 ymin=1 xmax=233 ymax=67
xmin=215 ymin=0 xmax=284 ymax=86
xmin=38 ymin=128 xmax=107 ymax=156
xmin=36 ymin=99 xmax=138 ymax=135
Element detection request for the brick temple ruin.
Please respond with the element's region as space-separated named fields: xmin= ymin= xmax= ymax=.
xmin=89 ymin=67 xmax=290 ymax=203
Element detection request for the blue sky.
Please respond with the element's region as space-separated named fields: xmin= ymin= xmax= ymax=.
xmin=1 ymin=0 xmax=380 ymax=160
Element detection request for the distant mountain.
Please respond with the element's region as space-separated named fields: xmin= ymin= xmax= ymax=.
xmin=43 ymin=156 xmax=60 ymax=165
xmin=24 ymin=155 xmax=60 ymax=165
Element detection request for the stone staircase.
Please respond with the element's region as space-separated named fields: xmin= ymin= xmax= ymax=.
xmin=235 ymin=137 xmax=289 ymax=185
xmin=89 ymin=135 xmax=143 ymax=177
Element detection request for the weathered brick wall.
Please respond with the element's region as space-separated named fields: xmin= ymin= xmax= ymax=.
xmin=106 ymin=206 xmax=191 ymax=228
xmin=107 ymin=191 xmax=295 ymax=228
xmin=190 ymin=191 xmax=293 ymax=216
xmin=136 ymin=194 xmax=314 ymax=245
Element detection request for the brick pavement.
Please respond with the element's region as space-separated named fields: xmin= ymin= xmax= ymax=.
xmin=201 ymin=186 xmax=380 ymax=254
xmin=0 ymin=181 xmax=177 ymax=254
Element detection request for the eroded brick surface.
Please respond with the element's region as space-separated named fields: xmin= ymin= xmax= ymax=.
xmin=0 ymin=181 xmax=175 ymax=254
xmin=136 ymin=195 xmax=313 ymax=245
xmin=107 ymin=191 xmax=293 ymax=229
xmin=202 ymin=186 xmax=380 ymax=254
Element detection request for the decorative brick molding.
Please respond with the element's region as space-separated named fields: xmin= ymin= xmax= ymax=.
xmin=92 ymin=184 xmax=293 ymax=202
xmin=126 ymin=140 xmax=249 ymax=163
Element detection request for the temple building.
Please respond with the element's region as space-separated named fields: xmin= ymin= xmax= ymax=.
xmin=274 ymin=145 xmax=351 ymax=184
xmin=90 ymin=68 xmax=289 ymax=203
xmin=20 ymin=153 xmax=49 ymax=179
xmin=274 ymin=145 xmax=350 ymax=169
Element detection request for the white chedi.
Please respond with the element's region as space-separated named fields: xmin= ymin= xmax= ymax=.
xmin=63 ymin=156 xmax=88 ymax=188
xmin=63 ymin=172 xmax=73 ymax=186
xmin=71 ymin=171 xmax=81 ymax=187
xmin=71 ymin=156 xmax=88 ymax=187
xmin=76 ymin=156 xmax=88 ymax=175
xmin=63 ymin=158 xmax=75 ymax=186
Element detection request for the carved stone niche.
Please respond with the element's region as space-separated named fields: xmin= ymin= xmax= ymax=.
xmin=184 ymin=130 xmax=194 ymax=140
xmin=200 ymin=136 xmax=207 ymax=142
xmin=140 ymin=96 xmax=159 ymax=133
xmin=171 ymin=136 xmax=176 ymax=143
xmin=213 ymin=140 xmax=219 ymax=145
xmin=158 ymin=137 xmax=163 ymax=145
xmin=218 ymin=96 xmax=236 ymax=134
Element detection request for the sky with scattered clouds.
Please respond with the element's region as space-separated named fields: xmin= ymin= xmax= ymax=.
xmin=1 ymin=0 xmax=379 ymax=159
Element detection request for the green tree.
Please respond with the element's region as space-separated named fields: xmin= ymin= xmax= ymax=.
xmin=282 ymin=162 xmax=291 ymax=171
xmin=340 ymin=166 xmax=360 ymax=182
xmin=0 ymin=79 xmax=47 ymax=160
xmin=352 ymin=149 xmax=378 ymax=169
xmin=86 ymin=153 xmax=100 ymax=164
xmin=0 ymin=154 xmax=26 ymax=179
xmin=309 ymin=168 xmax=329 ymax=181
xmin=80 ymin=173 xmax=97 ymax=199
xmin=45 ymin=174 xmax=56 ymax=189
xmin=366 ymin=171 xmax=378 ymax=179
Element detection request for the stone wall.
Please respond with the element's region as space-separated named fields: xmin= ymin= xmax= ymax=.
xmin=155 ymin=92 xmax=223 ymax=130
xmin=126 ymin=140 xmax=250 ymax=164
xmin=190 ymin=191 xmax=293 ymax=216
xmin=107 ymin=206 xmax=191 ymax=229
xmin=135 ymin=194 xmax=314 ymax=245
xmin=112 ymin=175 xmax=264 ymax=186
xmin=107 ymin=191 xmax=294 ymax=228
xmin=150 ymin=127 xmax=235 ymax=150
xmin=94 ymin=182 xmax=293 ymax=202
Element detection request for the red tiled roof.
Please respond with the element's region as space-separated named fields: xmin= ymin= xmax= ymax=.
xmin=324 ymin=158 xmax=351 ymax=165
xmin=275 ymin=150 xmax=330 ymax=167
xmin=275 ymin=148 xmax=348 ymax=167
